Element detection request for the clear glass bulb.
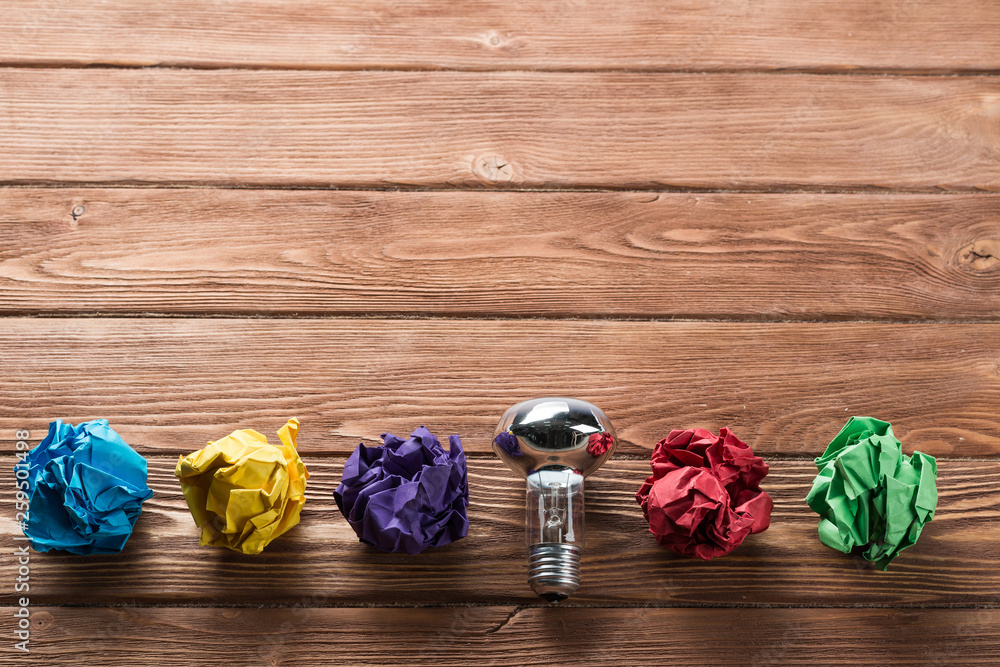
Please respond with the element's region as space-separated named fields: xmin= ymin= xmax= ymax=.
xmin=525 ymin=468 xmax=585 ymax=600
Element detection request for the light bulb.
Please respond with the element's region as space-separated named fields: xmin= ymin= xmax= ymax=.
xmin=492 ymin=397 xmax=617 ymax=602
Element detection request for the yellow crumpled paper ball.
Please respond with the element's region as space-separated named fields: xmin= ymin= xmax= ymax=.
xmin=175 ymin=418 xmax=309 ymax=554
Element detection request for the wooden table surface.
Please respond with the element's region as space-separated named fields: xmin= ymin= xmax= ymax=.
xmin=1 ymin=2 xmax=999 ymax=665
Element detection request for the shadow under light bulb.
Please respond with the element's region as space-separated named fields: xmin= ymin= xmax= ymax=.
xmin=492 ymin=397 xmax=617 ymax=602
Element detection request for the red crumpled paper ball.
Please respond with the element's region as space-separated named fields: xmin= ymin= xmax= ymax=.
xmin=636 ymin=427 xmax=773 ymax=559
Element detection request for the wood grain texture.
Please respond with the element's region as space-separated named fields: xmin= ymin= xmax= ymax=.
xmin=2 ymin=1 xmax=995 ymax=662
xmin=1 ymin=70 xmax=999 ymax=190
xmin=2 ymin=1 xmax=1000 ymax=73
xmin=1 ymin=458 xmax=997 ymax=607
xmin=3 ymin=189 xmax=1000 ymax=320
xmin=0 ymin=318 xmax=998 ymax=456
xmin=3 ymin=607 xmax=998 ymax=666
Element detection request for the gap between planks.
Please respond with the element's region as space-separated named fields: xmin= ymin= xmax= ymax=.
xmin=5 ymin=65 xmax=1000 ymax=75
xmin=6 ymin=183 xmax=1000 ymax=193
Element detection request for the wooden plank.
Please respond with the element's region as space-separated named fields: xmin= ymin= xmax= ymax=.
xmin=1 ymin=70 xmax=998 ymax=190
xmin=0 ymin=458 xmax=997 ymax=607
xmin=0 ymin=318 xmax=997 ymax=457
xmin=2 ymin=1 xmax=1000 ymax=73
xmin=3 ymin=189 xmax=1000 ymax=320
xmin=4 ymin=607 xmax=998 ymax=666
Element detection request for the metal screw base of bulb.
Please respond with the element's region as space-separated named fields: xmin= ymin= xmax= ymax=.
xmin=528 ymin=543 xmax=581 ymax=602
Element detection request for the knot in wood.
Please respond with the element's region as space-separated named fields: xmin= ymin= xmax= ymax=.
xmin=31 ymin=611 xmax=55 ymax=630
xmin=474 ymin=155 xmax=515 ymax=184
xmin=958 ymin=239 xmax=1000 ymax=271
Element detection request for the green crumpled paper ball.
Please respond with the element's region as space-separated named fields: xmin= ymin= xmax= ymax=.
xmin=805 ymin=416 xmax=938 ymax=570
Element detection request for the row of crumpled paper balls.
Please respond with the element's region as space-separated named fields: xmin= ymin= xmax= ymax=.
xmin=17 ymin=416 xmax=937 ymax=569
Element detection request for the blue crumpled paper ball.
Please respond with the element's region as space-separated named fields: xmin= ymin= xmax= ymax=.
xmin=17 ymin=419 xmax=154 ymax=555
xmin=334 ymin=426 xmax=469 ymax=554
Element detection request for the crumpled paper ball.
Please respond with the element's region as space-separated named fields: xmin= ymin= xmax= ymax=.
xmin=335 ymin=426 xmax=469 ymax=554
xmin=806 ymin=416 xmax=937 ymax=570
xmin=17 ymin=419 xmax=153 ymax=555
xmin=636 ymin=427 xmax=773 ymax=559
xmin=175 ymin=418 xmax=308 ymax=555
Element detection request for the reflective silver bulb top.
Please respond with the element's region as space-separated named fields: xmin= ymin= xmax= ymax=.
xmin=492 ymin=397 xmax=617 ymax=602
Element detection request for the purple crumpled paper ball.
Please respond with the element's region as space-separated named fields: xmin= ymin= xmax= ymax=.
xmin=334 ymin=426 xmax=469 ymax=554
